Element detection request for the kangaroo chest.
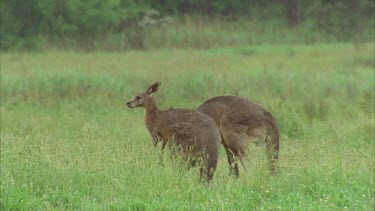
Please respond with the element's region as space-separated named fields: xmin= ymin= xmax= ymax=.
xmin=145 ymin=111 xmax=165 ymax=139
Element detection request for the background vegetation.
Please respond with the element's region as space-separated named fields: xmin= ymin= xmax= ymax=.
xmin=1 ymin=0 xmax=374 ymax=50
xmin=1 ymin=0 xmax=374 ymax=210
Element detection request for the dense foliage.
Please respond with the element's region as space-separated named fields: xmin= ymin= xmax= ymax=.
xmin=0 ymin=0 xmax=374 ymax=50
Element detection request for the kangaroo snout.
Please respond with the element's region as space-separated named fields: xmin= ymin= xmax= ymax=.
xmin=126 ymin=101 xmax=132 ymax=108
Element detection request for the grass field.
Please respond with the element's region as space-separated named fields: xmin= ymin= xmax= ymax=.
xmin=1 ymin=43 xmax=374 ymax=210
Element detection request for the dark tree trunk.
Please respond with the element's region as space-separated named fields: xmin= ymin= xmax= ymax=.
xmin=283 ymin=0 xmax=301 ymax=27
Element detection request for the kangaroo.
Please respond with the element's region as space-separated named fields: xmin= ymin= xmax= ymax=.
xmin=126 ymin=82 xmax=221 ymax=183
xmin=197 ymin=96 xmax=279 ymax=177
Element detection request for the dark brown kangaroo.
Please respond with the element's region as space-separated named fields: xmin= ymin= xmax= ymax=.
xmin=198 ymin=96 xmax=279 ymax=177
xmin=126 ymin=82 xmax=221 ymax=183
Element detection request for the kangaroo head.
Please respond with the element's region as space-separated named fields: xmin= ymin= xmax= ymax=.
xmin=126 ymin=81 xmax=161 ymax=108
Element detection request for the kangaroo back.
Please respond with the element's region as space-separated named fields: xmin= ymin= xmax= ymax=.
xmin=198 ymin=96 xmax=279 ymax=177
xmin=162 ymin=109 xmax=221 ymax=182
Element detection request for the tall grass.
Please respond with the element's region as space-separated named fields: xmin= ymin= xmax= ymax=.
xmin=9 ymin=16 xmax=374 ymax=51
xmin=1 ymin=43 xmax=374 ymax=210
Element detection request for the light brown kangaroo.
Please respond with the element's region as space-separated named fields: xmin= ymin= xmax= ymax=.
xmin=197 ymin=96 xmax=279 ymax=177
xmin=126 ymin=82 xmax=221 ymax=183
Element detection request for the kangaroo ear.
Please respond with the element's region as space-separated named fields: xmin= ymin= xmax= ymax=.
xmin=146 ymin=81 xmax=161 ymax=95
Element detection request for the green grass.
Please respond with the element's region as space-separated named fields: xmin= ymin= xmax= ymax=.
xmin=7 ymin=15 xmax=374 ymax=51
xmin=1 ymin=43 xmax=374 ymax=210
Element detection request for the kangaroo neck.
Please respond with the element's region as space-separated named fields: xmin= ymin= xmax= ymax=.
xmin=145 ymin=96 xmax=158 ymax=114
xmin=144 ymin=96 xmax=160 ymax=127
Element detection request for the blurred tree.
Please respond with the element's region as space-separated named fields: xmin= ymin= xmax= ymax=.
xmin=149 ymin=0 xmax=258 ymax=17
xmin=308 ymin=0 xmax=374 ymax=41
xmin=283 ymin=0 xmax=301 ymax=26
xmin=1 ymin=0 xmax=43 ymax=49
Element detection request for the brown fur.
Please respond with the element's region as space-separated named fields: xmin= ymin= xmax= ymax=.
xmin=197 ymin=96 xmax=279 ymax=177
xmin=126 ymin=82 xmax=221 ymax=183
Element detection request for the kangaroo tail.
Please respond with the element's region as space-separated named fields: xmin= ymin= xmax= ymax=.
xmin=265 ymin=113 xmax=279 ymax=172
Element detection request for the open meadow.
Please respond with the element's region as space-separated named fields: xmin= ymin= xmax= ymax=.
xmin=1 ymin=43 xmax=374 ymax=210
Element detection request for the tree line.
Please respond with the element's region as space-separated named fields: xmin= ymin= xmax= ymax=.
xmin=1 ymin=0 xmax=373 ymax=50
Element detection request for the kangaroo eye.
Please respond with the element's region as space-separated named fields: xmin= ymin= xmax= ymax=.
xmin=135 ymin=96 xmax=141 ymax=100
